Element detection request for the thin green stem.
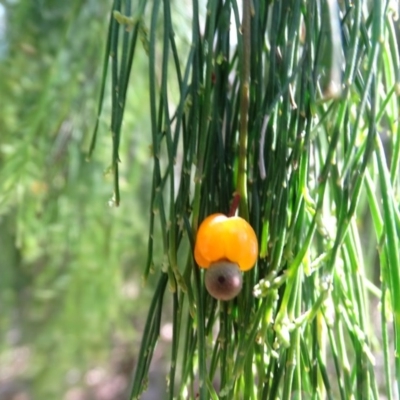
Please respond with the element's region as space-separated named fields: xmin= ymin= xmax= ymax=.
xmin=237 ymin=0 xmax=251 ymax=220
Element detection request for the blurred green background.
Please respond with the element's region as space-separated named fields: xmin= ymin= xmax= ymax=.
xmin=0 ymin=1 xmax=167 ymax=399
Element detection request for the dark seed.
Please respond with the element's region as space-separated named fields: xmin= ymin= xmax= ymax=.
xmin=205 ymin=261 xmax=243 ymax=301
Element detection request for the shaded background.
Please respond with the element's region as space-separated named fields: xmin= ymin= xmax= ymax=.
xmin=0 ymin=1 xmax=177 ymax=398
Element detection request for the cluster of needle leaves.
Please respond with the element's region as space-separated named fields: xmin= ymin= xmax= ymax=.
xmin=93 ymin=0 xmax=400 ymax=399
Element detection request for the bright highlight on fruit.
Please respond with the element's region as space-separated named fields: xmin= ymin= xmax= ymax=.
xmin=194 ymin=213 xmax=258 ymax=271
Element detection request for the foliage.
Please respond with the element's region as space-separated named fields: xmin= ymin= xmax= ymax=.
xmin=93 ymin=0 xmax=400 ymax=399
xmin=0 ymin=1 xmax=156 ymax=398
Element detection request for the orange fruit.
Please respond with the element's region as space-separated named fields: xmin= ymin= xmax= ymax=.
xmin=194 ymin=213 xmax=258 ymax=271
